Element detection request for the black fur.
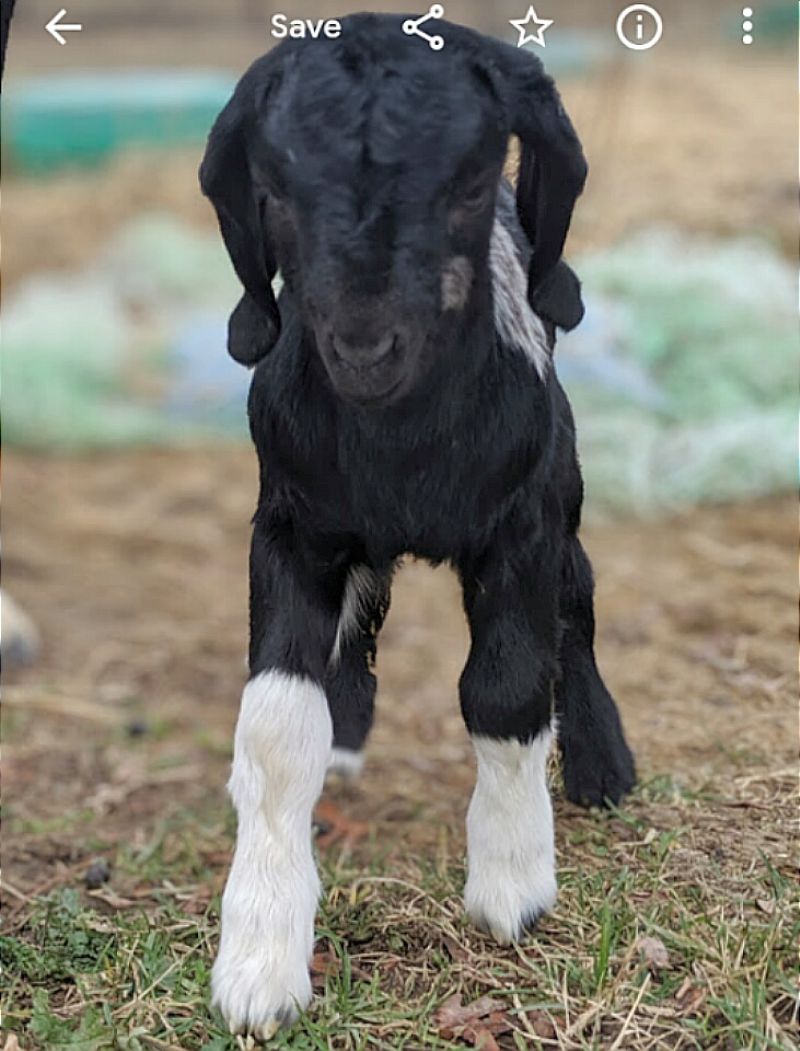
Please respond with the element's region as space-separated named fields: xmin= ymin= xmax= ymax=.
xmin=202 ymin=13 xmax=635 ymax=807
xmin=1 ymin=0 xmax=16 ymax=83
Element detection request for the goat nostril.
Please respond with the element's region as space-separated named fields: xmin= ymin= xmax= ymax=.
xmin=331 ymin=332 xmax=397 ymax=370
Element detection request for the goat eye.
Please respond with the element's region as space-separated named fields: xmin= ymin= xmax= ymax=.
xmin=450 ymin=181 xmax=492 ymax=221
xmin=461 ymin=182 xmax=491 ymax=210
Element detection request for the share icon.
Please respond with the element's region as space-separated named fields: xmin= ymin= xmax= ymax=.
xmin=402 ymin=4 xmax=445 ymax=50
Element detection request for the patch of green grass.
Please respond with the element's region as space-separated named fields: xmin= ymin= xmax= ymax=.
xmin=4 ymin=784 xmax=797 ymax=1050
xmin=9 ymin=807 xmax=98 ymax=838
xmin=28 ymin=990 xmax=115 ymax=1051
xmin=1 ymin=889 xmax=115 ymax=984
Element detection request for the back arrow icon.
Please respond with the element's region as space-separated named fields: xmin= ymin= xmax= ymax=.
xmin=46 ymin=9 xmax=83 ymax=45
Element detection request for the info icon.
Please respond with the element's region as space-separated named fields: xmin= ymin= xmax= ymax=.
xmin=616 ymin=4 xmax=663 ymax=51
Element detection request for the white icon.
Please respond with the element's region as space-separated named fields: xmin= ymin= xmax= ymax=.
xmin=403 ymin=5 xmax=445 ymax=51
xmin=742 ymin=6 xmax=754 ymax=45
xmin=510 ymin=5 xmax=554 ymax=48
xmin=616 ymin=4 xmax=663 ymax=50
xmin=45 ymin=8 xmax=83 ymax=45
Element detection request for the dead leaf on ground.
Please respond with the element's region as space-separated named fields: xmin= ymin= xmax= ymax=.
xmin=674 ymin=978 xmax=707 ymax=1015
xmin=3 ymin=1034 xmax=21 ymax=1051
xmin=472 ymin=1031 xmax=500 ymax=1051
xmin=201 ymin=849 xmax=232 ymax=867
xmin=311 ymin=946 xmax=341 ymax=990
xmin=636 ymin=934 xmax=670 ymax=972
xmin=527 ymin=1010 xmax=558 ymax=1038
xmin=443 ymin=934 xmax=470 ymax=962
xmin=435 ymin=994 xmax=500 ymax=1033
xmin=434 ymin=994 xmax=512 ymax=1047
xmin=314 ymin=798 xmax=368 ymax=850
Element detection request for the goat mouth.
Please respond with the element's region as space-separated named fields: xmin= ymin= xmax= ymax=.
xmin=333 ymin=372 xmax=406 ymax=408
xmin=329 ymin=335 xmax=400 ymax=374
xmin=323 ymin=334 xmax=408 ymax=406
xmin=327 ymin=364 xmax=407 ymax=407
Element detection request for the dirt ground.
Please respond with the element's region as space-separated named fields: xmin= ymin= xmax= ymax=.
xmin=2 ymin=450 xmax=796 ymax=1049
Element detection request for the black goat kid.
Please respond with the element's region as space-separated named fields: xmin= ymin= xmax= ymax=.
xmin=200 ymin=14 xmax=635 ymax=1038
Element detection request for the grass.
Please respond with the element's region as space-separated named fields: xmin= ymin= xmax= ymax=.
xmin=3 ymin=773 xmax=797 ymax=1051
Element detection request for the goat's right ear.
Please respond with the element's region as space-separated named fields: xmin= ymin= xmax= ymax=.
xmin=200 ymin=80 xmax=280 ymax=365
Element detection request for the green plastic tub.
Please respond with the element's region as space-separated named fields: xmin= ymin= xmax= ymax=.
xmin=3 ymin=70 xmax=236 ymax=172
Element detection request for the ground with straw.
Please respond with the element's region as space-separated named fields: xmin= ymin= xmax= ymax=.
xmin=2 ymin=450 xmax=796 ymax=1050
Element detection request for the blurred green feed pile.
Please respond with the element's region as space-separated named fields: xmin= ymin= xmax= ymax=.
xmin=3 ymin=215 xmax=245 ymax=446
xmin=3 ymin=217 xmax=794 ymax=516
xmin=559 ymin=230 xmax=796 ymax=514
xmin=4 ymin=72 xmax=235 ymax=170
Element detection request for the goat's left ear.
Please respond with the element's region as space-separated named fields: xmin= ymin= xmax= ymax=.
xmin=495 ymin=44 xmax=587 ymax=305
xmin=530 ymin=259 xmax=584 ymax=332
xmin=200 ymin=63 xmax=281 ymax=365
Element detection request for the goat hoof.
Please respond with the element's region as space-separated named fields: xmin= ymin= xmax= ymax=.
xmin=211 ymin=921 xmax=312 ymax=1039
xmin=467 ymin=891 xmax=555 ymax=945
xmin=562 ymin=738 xmax=636 ymax=808
xmin=212 ymin=962 xmax=309 ymax=1040
xmin=326 ymin=746 xmax=364 ymax=782
xmin=465 ymin=862 xmax=557 ymax=945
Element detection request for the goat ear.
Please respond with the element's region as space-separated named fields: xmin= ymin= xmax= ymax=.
xmin=530 ymin=259 xmax=584 ymax=332
xmin=501 ymin=48 xmax=587 ymax=300
xmin=200 ymin=76 xmax=280 ymax=365
xmin=227 ymin=290 xmax=280 ymax=367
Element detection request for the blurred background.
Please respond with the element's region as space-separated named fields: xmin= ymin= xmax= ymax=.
xmin=3 ymin=1 xmax=795 ymax=500
xmin=2 ymin=2 xmax=797 ymax=1046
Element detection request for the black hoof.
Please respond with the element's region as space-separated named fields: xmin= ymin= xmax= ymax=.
xmin=561 ymin=733 xmax=636 ymax=808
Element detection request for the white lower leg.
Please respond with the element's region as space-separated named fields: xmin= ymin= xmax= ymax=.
xmin=212 ymin=671 xmax=332 ymax=1037
xmin=327 ymin=746 xmax=365 ymax=780
xmin=464 ymin=726 xmax=557 ymax=944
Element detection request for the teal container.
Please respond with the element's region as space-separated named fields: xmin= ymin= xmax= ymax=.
xmin=3 ymin=70 xmax=237 ymax=172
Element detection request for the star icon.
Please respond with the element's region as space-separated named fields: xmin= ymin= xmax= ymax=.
xmin=510 ymin=5 xmax=554 ymax=48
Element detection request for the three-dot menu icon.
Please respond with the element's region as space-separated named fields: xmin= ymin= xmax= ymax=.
xmin=742 ymin=7 xmax=754 ymax=45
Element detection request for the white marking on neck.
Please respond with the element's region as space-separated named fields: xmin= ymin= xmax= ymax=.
xmin=489 ymin=219 xmax=550 ymax=381
xmin=464 ymin=726 xmax=557 ymax=943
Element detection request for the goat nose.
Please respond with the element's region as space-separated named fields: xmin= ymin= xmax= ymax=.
xmin=331 ymin=331 xmax=396 ymax=369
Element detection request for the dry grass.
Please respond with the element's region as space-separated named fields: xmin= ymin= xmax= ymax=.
xmin=2 ymin=449 xmax=797 ymax=1050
